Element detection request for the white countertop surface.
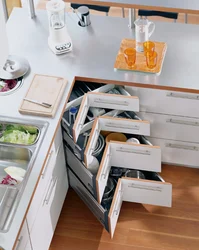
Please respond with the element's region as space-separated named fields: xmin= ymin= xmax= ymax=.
xmin=1 ymin=7 xmax=199 ymax=250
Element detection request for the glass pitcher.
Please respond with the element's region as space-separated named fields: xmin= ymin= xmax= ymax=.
xmin=46 ymin=0 xmax=65 ymax=30
xmin=134 ymin=16 xmax=155 ymax=52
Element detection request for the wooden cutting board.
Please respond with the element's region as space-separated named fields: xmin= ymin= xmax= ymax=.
xmin=19 ymin=74 xmax=67 ymax=117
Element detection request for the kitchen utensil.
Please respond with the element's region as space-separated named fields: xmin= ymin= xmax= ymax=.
xmin=69 ymin=107 xmax=78 ymax=125
xmin=46 ymin=0 xmax=72 ymax=55
xmin=126 ymin=138 xmax=140 ymax=144
xmin=23 ymin=98 xmax=52 ymax=108
xmin=125 ymin=169 xmax=145 ymax=179
xmin=146 ymin=51 xmax=158 ymax=69
xmin=0 ymin=55 xmax=30 ymax=80
xmin=124 ymin=48 xmax=136 ymax=68
xmin=134 ymin=16 xmax=155 ymax=52
xmin=19 ymin=74 xmax=67 ymax=117
xmin=110 ymin=167 xmax=123 ymax=179
xmin=87 ymin=156 xmax=99 ymax=175
xmin=92 ymin=134 xmax=105 ymax=157
xmin=77 ymin=6 xmax=91 ymax=27
xmin=106 ymin=132 xmax=127 ymax=143
xmin=103 ymin=177 xmax=115 ymax=199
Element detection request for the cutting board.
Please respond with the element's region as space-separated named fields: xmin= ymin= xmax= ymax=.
xmin=19 ymin=74 xmax=67 ymax=117
xmin=114 ymin=39 xmax=167 ymax=75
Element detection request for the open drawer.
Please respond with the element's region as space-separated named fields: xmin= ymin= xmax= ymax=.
xmin=73 ymin=92 xmax=139 ymax=142
xmin=68 ymin=167 xmax=172 ymax=239
xmin=96 ymin=141 xmax=161 ymax=203
xmin=84 ymin=116 xmax=150 ymax=166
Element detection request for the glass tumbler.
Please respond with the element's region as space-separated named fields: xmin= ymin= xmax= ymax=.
xmin=146 ymin=51 xmax=158 ymax=69
xmin=143 ymin=41 xmax=155 ymax=56
xmin=124 ymin=48 xmax=136 ymax=68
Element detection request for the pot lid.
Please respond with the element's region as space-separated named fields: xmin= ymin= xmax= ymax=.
xmin=0 ymin=55 xmax=30 ymax=80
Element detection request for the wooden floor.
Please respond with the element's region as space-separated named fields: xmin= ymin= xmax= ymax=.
xmin=49 ymin=165 xmax=199 ymax=250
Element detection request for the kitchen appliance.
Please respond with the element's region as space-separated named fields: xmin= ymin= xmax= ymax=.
xmin=46 ymin=0 xmax=72 ymax=55
xmin=134 ymin=16 xmax=155 ymax=52
xmin=77 ymin=6 xmax=91 ymax=27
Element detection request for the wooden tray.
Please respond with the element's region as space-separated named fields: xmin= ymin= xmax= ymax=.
xmin=19 ymin=74 xmax=67 ymax=117
xmin=114 ymin=39 xmax=167 ymax=74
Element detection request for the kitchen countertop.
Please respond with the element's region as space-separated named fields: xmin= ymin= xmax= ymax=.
xmin=1 ymin=7 xmax=199 ymax=250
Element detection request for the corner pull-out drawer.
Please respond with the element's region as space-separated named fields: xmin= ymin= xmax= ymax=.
xmin=73 ymin=92 xmax=139 ymax=142
xmin=64 ymin=144 xmax=96 ymax=196
xmin=138 ymin=112 xmax=199 ymax=143
xmin=68 ymin=169 xmax=108 ymax=231
xmin=109 ymin=173 xmax=172 ymax=238
xmin=84 ymin=116 xmax=150 ymax=166
xmin=126 ymin=86 xmax=199 ymax=118
xmin=148 ymin=137 xmax=199 ymax=168
xmin=96 ymin=141 xmax=161 ymax=203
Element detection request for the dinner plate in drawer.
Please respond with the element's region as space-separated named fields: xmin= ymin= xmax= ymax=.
xmin=137 ymin=112 xmax=199 ymax=143
xmin=148 ymin=137 xmax=199 ymax=168
xmin=125 ymin=86 xmax=199 ymax=118
xmin=96 ymin=141 xmax=161 ymax=203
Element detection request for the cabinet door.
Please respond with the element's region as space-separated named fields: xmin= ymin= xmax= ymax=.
xmin=30 ymin=144 xmax=68 ymax=250
xmin=14 ymin=219 xmax=32 ymax=250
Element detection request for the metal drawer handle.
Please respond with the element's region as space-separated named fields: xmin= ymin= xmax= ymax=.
xmin=114 ymin=190 xmax=123 ymax=216
xmin=165 ymin=143 xmax=199 ymax=151
xmin=15 ymin=236 xmax=23 ymax=250
xmin=94 ymin=98 xmax=129 ymax=106
xmin=89 ymin=129 xmax=99 ymax=153
xmin=116 ymin=147 xmax=151 ymax=155
xmin=41 ymin=150 xmax=54 ymax=179
xmin=166 ymin=118 xmax=199 ymax=126
xmin=105 ymin=123 xmax=140 ymax=131
xmin=43 ymin=177 xmax=57 ymax=205
xmin=78 ymin=105 xmax=88 ymax=129
xmin=101 ymin=154 xmax=111 ymax=180
xmin=167 ymin=92 xmax=199 ymax=100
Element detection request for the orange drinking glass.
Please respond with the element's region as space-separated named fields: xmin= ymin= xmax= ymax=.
xmin=124 ymin=48 xmax=136 ymax=68
xmin=146 ymin=51 xmax=158 ymax=69
xmin=143 ymin=41 xmax=155 ymax=56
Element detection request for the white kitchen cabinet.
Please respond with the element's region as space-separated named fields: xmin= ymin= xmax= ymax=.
xmin=14 ymin=219 xmax=32 ymax=250
xmin=29 ymin=143 xmax=68 ymax=250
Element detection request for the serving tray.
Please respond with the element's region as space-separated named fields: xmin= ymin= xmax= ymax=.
xmin=114 ymin=39 xmax=167 ymax=75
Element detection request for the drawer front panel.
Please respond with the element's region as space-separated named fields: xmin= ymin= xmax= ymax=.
xmin=138 ymin=112 xmax=199 ymax=143
xmin=68 ymin=169 xmax=108 ymax=231
xmin=64 ymin=145 xmax=96 ymax=197
xmin=148 ymin=137 xmax=199 ymax=168
xmin=126 ymin=87 xmax=199 ymax=118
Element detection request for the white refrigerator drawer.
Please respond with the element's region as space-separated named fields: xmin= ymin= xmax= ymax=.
xmin=126 ymin=86 xmax=199 ymax=118
xmin=148 ymin=137 xmax=199 ymax=168
xmin=138 ymin=112 xmax=199 ymax=143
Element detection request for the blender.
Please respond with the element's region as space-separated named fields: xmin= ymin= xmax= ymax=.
xmin=46 ymin=0 xmax=72 ymax=55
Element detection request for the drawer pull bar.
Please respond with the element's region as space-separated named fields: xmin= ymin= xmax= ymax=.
xmin=167 ymin=92 xmax=199 ymax=100
xmin=101 ymin=154 xmax=111 ymax=179
xmin=165 ymin=143 xmax=199 ymax=151
xmin=90 ymin=129 xmax=99 ymax=153
xmin=116 ymin=147 xmax=151 ymax=155
xmin=105 ymin=123 xmax=140 ymax=131
xmin=41 ymin=150 xmax=53 ymax=179
xmin=78 ymin=105 xmax=88 ymax=128
xmin=43 ymin=177 xmax=57 ymax=205
xmin=166 ymin=118 xmax=199 ymax=126
xmin=15 ymin=236 xmax=23 ymax=250
xmin=114 ymin=190 xmax=123 ymax=216
xmin=94 ymin=98 xmax=129 ymax=106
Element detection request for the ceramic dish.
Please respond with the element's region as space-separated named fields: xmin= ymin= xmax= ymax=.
xmin=105 ymin=132 xmax=127 ymax=143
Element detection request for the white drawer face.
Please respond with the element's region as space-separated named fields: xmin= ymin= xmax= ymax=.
xmin=84 ymin=116 xmax=150 ymax=166
xmin=138 ymin=112 xmax=199 ymax=143
xmin=96 ymin=141 xmax=161 ymax=203
xmin=126 ymin=87 xmax=199 ymax=118
xmin=148 ymin=137 xmax=199 ymax=168
xmin=73 ymin=92 xmax=139 ymax=142
xmin=122 ymin=177 xmax=172 ymax=207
